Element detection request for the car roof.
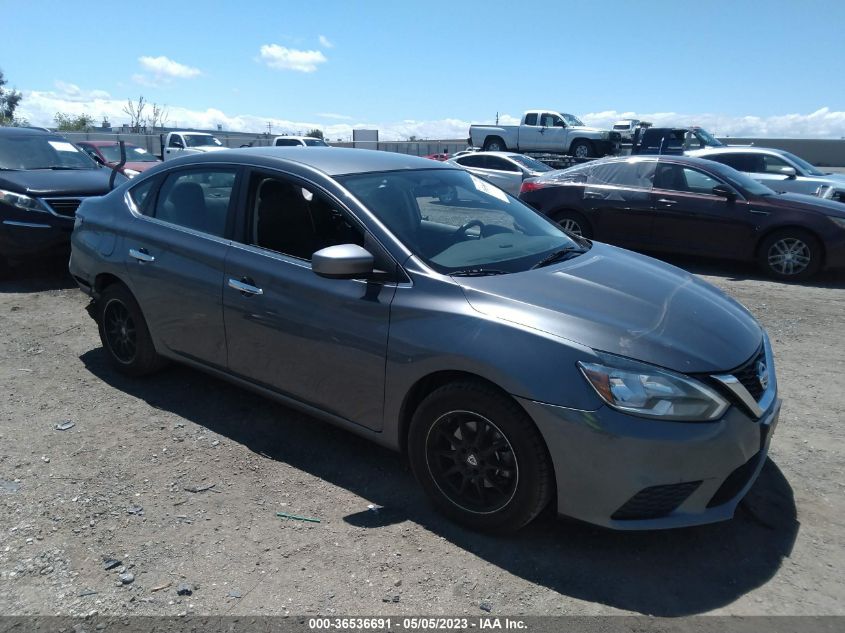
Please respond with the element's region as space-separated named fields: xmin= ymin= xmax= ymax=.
xmin=179 ymin=146 xmax=456 ymax=176
xmin=565 ymin=154 xmax=730 ymax=171
xmin=450 ymin=151 xmax=521 ymax=159
xmin=0 ymin=126 xmax=61 ymax=138
xmin=691 ymin=146 xmax=786 ymax=156
xmin=78 ymin=140 xmax=140 ymax=147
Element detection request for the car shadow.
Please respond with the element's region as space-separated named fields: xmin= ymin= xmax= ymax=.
xmin=646 ymin=252 xmax=845 ymax=289
xmin=80 ymin=349 xmax=799 ymax=617
xmin=0 ymin=259 xmax=76 ymax=293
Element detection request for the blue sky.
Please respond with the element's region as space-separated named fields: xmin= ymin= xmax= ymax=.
xmin=3 ymin=0 xmax=845 ymax=138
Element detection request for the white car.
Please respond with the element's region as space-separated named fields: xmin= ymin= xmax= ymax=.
xmin=273 ymin=136 xmax=331 ymax=147
xmin=690 ymin=146 xmax=845 ymax=202
xmin=446 ymin=151 xmax=554 ymax=196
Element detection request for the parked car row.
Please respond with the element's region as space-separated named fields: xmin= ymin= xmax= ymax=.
xmin=68 ymin=146 xmax=782 ymax=533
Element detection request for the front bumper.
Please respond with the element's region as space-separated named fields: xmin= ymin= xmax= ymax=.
xmin=0 ymin=209 xmax=73 ymax=260
xmin=519 ymin=396 xmax=781 ymax=530
xmin=593 ymin=139 xmax=621 ymax=156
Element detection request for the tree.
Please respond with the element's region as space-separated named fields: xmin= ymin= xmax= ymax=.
xmin=306 ymin=128 xmax=324 ymax=139
xmin=122 ymin=95 xmax=147 ymax=133
xmin=149 ymin=103 xmax=169 ymax=131
xmin=54 ymin=112 xmax=94 ymax=131
xmin=0 ymin=68 xmax=23 ymax=125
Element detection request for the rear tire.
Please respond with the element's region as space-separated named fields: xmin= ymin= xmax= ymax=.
xmin=757 ymin=229 xmax=822 ymax=281
xmin=96 ymin=283 xmax=165 ymax=376
xmin=483 ymin=137 xmax=507 ymax=152
xmin=570 ymin=140 xmax=594 ymax=159
xmin=552 ymin=209 xmax=592 ymax=239
xmin=408 ymin=381 xmax=553 ymax=533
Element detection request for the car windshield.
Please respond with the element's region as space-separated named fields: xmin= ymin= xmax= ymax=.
xmin=97 ymin=144 xmax=159 ymax=163
xmin=339 ymin=169 xmax=584 ymax=274
xmin=705 ymin=160 xmax=776 ymax=196
xmin=304 ymin=138 xmax=329 ymax=147
xmin=694 ymin=128 xmax=723 ymax=147
xmin=184 ymin=134 xmax=223 ymax=147
xmin=0 ymin=135 xmax=98 ymax=170
xmin=561 ymin=113 xmax=585 ymax=127
xmin=509 ymin=154 xmax=554 ymax=173
xmin=780 ymin=151 xmax=825 ymax=176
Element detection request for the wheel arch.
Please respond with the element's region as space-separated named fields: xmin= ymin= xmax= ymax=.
xmin=94 ymin=272 xmax=130 ymax=298
xmin=754 ymin=224 xmax=826 ymax=266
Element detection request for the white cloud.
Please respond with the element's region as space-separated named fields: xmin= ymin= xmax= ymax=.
xmin=132 ymin=55 xmax=202 ymax=87
xmin=318 ymin=35 xmax=334 ymax=48
xmin=52 ymin=81 xmax=111 ymax=103
xmin=258 ymin=44 xmax=327 ymax=73
xmin=138 ymin=55 xmax=202 ymax=79
xmin=316 ymin=112 xmax=353 ymax=120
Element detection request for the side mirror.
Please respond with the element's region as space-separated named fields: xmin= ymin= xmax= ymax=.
xmin=312 ymin=244 xmax=374 ymax=279
xmin=712 ymin=184 xmax=738 ymax=200
xmin=780 ymin=166 xmax=797 ymax=179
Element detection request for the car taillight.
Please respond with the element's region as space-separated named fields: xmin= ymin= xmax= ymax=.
xmin=519 ymin=180 xmax=546 ymax=195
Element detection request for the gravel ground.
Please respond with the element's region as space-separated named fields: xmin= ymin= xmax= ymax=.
xmin=0 ymin=257 xmax=843 ymax=618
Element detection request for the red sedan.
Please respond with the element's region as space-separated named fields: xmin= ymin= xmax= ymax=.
xmin=76 ymin=141 xmax=161 ymax=178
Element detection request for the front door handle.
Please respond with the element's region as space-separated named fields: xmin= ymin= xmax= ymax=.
xmin=129 ymin=248 xmax=155 ymax=263
xmin=228 ymin=277 xmax=263 ymax=296
xmin=656 ymin=198 xmax=677 ymax=205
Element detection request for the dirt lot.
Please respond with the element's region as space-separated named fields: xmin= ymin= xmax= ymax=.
xmin=1 ymin=257 xmax=843 ymax=618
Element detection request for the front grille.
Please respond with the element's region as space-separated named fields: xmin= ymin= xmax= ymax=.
xmin=611 ymin=481 xmax=702 ymax=520
xmin=44 ymin=197 xmax=83 ymax=217
xmin=731 ymin=346 xmax=767 ymax=401
xmin=707 ymin=450 xmax=763 ymax=508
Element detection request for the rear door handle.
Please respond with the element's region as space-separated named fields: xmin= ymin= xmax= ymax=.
xmin=656 ymin=198 xmax=677 ymax=205
xmin=129 ymin=248 xmax=155 ymax=263
xmin=228 ymin=277 xmax=263 ymax=296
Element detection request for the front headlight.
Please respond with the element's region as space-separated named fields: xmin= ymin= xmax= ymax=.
xmin=600 ymin=131 xmax=610 ymax=140
xmin=123 ymin=168 xmax=141 ymax=178
xmin=578 ymin=352 xmax=728 ymax=421
xmin=0 ymin=189 xmax=50 ymax=213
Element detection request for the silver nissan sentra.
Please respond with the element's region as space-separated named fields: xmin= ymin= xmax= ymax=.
xmin=69 ymin=147 xmax=781 ymax=533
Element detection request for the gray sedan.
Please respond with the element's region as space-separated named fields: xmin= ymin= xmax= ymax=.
xmin=691 ymin=146 xmax=845 ymax=202
xmin=69 ymin=148 xmax=781 ymax=533
xmin=446 ymin=151 xmax=553 ymax=196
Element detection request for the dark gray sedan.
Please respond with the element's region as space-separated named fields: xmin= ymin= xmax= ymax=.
xmin=70 ymin=148 xmax=781 ymax=533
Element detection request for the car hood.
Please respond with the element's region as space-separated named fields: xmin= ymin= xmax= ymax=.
xmin=766 ymin=192 xmax=845 ymax=217
xmin=0 ymin=168 xmax=116 ymax=197
xmin=570 ymin=126 xmax=606 ymax=134
xmin=817 ymin=172 xmax=845 ymax=186
xmin=456 ymin=243 xmax=762 ymax=374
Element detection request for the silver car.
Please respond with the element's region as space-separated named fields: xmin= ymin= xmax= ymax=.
xmin=69 ymin=148 xmax=781 ymax=533
xmin=691 ymin=146 xmax=845 ymax=202
xmin=446 ymin=151 xmax=554 ymax=196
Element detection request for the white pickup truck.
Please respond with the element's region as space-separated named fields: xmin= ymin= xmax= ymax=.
xmin=160 ymin=131 xmax=228 ymax=161
xmin=469 ymin=110 xmax=621 ymax=158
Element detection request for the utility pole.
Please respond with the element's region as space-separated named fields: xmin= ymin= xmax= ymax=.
xmin=495 ymin=112 xmax=499 ymax=125
xmin=267 ymin=121 xmax=272 ymax=135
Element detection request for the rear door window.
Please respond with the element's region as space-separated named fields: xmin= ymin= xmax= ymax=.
xmin=153 ymin=168 xmax=238 ymax=237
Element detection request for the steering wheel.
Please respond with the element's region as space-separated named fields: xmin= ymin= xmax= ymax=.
xmin=454 ymin=219 xmax=485 ymax=237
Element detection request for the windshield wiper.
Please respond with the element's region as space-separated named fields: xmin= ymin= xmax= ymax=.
xmin=531 ymin=246 xmax=588 ymax=269
xmin=450 ymin=268 xmax=509 ymax=277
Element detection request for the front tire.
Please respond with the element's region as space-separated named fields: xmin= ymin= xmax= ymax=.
xmin=758 ymin=229 xmax=822 ymax=281
xmin=408 ymin=381 xmax=553 ymax=533
xmin=570 ymin=140 xmax=594 ymax=159
xmin=96 ymin=283 xmax=165 ymax=376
